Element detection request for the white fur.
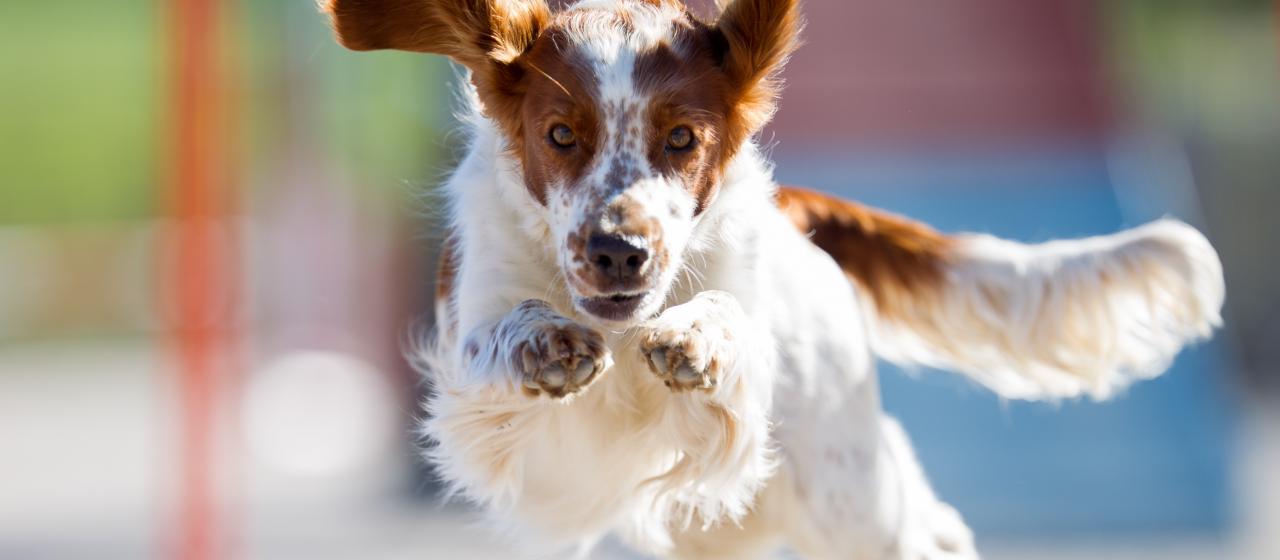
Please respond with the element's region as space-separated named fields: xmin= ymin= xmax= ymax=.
xmin=411 ymin=1 xmax=1226 ymax=558
xmin=868 ymin=220 xmax=1225 ymax=400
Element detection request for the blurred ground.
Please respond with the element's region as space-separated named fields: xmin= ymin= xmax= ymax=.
xmin=2 ymin=338 xmax=1275 ymax=560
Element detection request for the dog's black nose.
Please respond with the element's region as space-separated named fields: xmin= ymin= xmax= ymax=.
xmin=587 ymin=234 xmax=649 ymax=283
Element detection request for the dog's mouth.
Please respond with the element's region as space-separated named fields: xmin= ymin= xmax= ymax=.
xmin=577 ymin=291 xmax=652 ymax=324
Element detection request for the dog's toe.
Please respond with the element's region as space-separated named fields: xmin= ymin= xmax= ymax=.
xmin=646 ymin=348 xmax=668 ymax=373
xmin=514 ymin=323 xmax=609 ymax=399
xmin=572 ymin=358 xmax=597 ymax=385
xmin=641 ymin=333 xmax=717 ymax=392
xmin=542 ymin=363 xmax=567 ymax=388
xmin=674 ymin=362 xmax=701 ymax=383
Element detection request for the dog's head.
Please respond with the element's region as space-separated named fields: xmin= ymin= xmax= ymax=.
xmin=327 ymin=0 xmax=800 ymax=327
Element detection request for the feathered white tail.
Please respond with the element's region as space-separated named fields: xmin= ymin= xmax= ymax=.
xmin=778 ymin=187 xmax=1226 ymax=400
xmin=874 ymin=219 xmax=1224 ymax=400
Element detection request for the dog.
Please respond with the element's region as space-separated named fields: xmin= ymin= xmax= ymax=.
xmin=324 ymin=1 xmax=1226 ymax=557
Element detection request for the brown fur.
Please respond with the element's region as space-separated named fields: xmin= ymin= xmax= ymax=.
xmin=325 ymin=0 xmax=550 ymax=164
xmin=324 ymin=0 xmax=549 ymax=64
xmin=435 ymin=233 xmax=461 ymax=334
xmin=333 ymin=3 xmax=941 ymax=327
xmin=329 ymin=1 xmax=800 ymax=213
xmin=633 ymin=26 xmax=734 ymax=214
xmin=776 ymin=186 xmax=955 ymax=322
xmin=713 ymin=0 xmax=803 ymax=149
xmin=517 ymin=8 xmax=737 ymax=211
xmin=516 ymin=28 xmax=605 ymax=203
xmin=435 ymin=234 xmax=459 ymax=303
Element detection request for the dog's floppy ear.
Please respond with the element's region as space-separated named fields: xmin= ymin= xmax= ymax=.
xmin=325 ymin=0 xmax=550 ymax=129
xmin=324 ymin=0 xmax=550 ymax=69
xmin=713 ymin=0 xmax=802 ymax=136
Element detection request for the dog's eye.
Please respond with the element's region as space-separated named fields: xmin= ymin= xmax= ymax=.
xmin=666 ymin=126 xmax=694 ymax=151
xmin=549 ymin=124 xmax=576 ymax=148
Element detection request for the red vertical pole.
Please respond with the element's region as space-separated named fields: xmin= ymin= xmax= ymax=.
xmin=170 ymin=0 xmax=224 ymax=558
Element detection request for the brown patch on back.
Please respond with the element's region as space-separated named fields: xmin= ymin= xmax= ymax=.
xmin=776 ymin=186 xmax=955 ymax=321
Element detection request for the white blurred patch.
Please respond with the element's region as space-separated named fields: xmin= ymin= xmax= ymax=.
xmin=242 ymin=351 xmax=398 ymax=478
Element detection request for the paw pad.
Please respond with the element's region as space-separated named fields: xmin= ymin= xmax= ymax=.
xmin=640 ymin=328 xmax=719 ymax=393
xmin=515 ymin=323 xmax=608 ymax=399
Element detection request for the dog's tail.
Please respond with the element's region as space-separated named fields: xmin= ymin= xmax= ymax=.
xmin=776 ymin=186 xmax=1225 ymax=401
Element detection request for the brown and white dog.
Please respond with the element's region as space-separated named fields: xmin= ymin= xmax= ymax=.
xmin=325 ymin=1 xmax=1226 ymax=558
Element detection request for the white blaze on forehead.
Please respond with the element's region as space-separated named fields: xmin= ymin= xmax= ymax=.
xmin=560 ymin=2 xmax=682 ymax=197
xmin=569 ymin=1 xmax=678 ymax=58
xmin=538 ymin=3 xmax=703 ymax=309
xmin=562 ymin=0 xmax=678 ymax=106
xmin=546 ymin=2 xmax=698 ymax=267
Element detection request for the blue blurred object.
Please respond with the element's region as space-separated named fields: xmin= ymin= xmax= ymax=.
xmin=776 ymin=147 xmax=1237 ymax=538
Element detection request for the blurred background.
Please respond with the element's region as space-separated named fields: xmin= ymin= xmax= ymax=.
xmin=1 ymin=0 xmax=1277 ymax=558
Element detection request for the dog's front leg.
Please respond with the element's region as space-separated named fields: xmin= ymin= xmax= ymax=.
xmin=450 ymin=299 xmax=612 ymax=397
xmin=425 ymin=299 xmax=611 ymax=510
xmin=637 ymin=290 xmax=775 ymax=526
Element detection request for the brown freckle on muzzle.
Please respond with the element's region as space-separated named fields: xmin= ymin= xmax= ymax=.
xmin=567 ymin=230 xmax=588 ymax=264
xmin=607 ymin=197 xmax=659 ymax=241
xmin=602 ymin=157 xmax=642 ymax=196
xmin=566 ymin=195 xmax=671 ymax=295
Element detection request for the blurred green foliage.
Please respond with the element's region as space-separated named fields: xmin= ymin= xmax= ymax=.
xmin=1106 ymin=0 xmax=1280 ymax=133
xmin=0 ymin=0 xmax=158 ymax=225
xmin=0 ymin=0 xmax=450 ymax=227
xmin=241 ymin=0 xmax=452 ymax=208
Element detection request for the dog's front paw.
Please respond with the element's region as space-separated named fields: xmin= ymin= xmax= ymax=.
xmin=639 ymin=294 xmax=737 ymax=393
xmin=641 ymin=328 xmax=718 ymax=392
xmin=507 ymin=302 xmax=610 ymax=399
